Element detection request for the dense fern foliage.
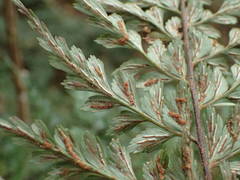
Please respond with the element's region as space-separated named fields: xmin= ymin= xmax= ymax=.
xmin=2 ymin=0 xmax=240 ymax=179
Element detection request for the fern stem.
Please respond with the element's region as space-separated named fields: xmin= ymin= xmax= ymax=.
xmin=4 ymin=0 xmax=30 ymax=122
xmin=180 ymin=0 xmax=212 ymax=179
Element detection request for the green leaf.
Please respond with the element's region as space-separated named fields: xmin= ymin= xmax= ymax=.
xmin=31 ymin=120 xmax=52 ymax=141
xmin=213 ymin=102 xmax=236 ymax=107
xmin=161 ymin=138 xmax=185 ymax=180
xmin=113 ymin=58 xmax=150 ymax=74
xmin=204 ymin=108 xmax=239 ymax=163
xmin=229 ymin=28 xmax=240 ymax=46
xmin=99 ymin=0 xmax=146 ymax=24
xmin=166 ymin=40 xmax=186 ymax=76
xmin=143 ymin=150 xmax=168 ymax=180
xmin=10 ymin=117 xmax=35 ymax=139
xmin=109 ymin=139 xmax=137 ymax=180
xmin=81 ymin=95 xmax=116 ymax=112
xmin=165 ymin=17 xmax=182 ymax=38
xmin=62 ymin=76 xmax=96 ymax=92
xmin=69 ymin=45 xmax=87 ymax=67
xmin=147 ymin=40 xmax=166 ymax=67
xmin=97 ymin=0 xmax=123 ymax=9
xmin=128 ymin=30 xmax=144 ymax=52
xmin=188 ymin=0 xmax=205 ymax=24
xmin=201 ymin=0 xmax=212 ymax=5
xmin=123 ymin=3 xmax=146 ymax=19
xmin=161 ymin=105 xmax=182 ymax=131
xmin=110 ymin=111 xmax=145 ymax=133
xmin=163 ymin=84 xmax=178 ymax=111
xmin=146 ymin=40 xmax=182 ymax=77
xmin=227 ymin=48 xmax=240 ymax=63
xmin=220 ymin=0 xmax=240 ymax=13
xmin=140 ymin=82 xmax=163 ymax=121
xmin=207 ymin=57 xmax=228 ymax=68
xmin=0 ymin=118 xmax=13 ymax=129
xmin=49 ymin=56 xmax=74 ymax=74
xmin=211 ymin=15 xmax=238 ymax=24
xmin=111 ymin=72 xmax=137 ymax=106
xmin=86 ymin=55 xmax=112 ymax=92
xmin=229 ymin=91 xmax=240 ymax=99
xmin=75 ymin=0 xmax=108 ymax=20
xmin=207 ymin=109 xmax=228 ymax=161
xmin=95 ymin=35 xmax=126 ymax=49
xmin=142 ymin=0 xmax=179 ymax=12
xmin=200 ymin=9 xmax=214 ymax=22
xmin=108 ymin=13 xmax=128 ymax=35
xmin=196 ymin=25 xmax=221 ymax=39
xmin=128 ymin=128 xmax=172 ymax=153
xmin=191 ymin=30 xmax=213 ymax=59
xmin=231 ymin=64 xmax=240 ymax=81
xmin=145 ymin=7 xmax=165 ymax=32
xmin=219 ymin=161 xmax=233 ymax=180
xmin=219 ymin=160 xmax=240 ymax=179
xmin=159 ymin=0 xmax=180 ymax=10
xmin=136 ymin=73 xmax=170 ymax=88
xmin=97 ymin=0 xmax=170 ymax=38
xmin=229 ymin=161 xmax=240 ymax=176
xmin=81 ymin=132 xmax=109 ymax=170
xmin=202 ymin=67 xmax=229 ymax=104
xmin=54 ymin=130 xmax=67 ymax=153
xmin=13 ymin=0 xmax=240 ymax=179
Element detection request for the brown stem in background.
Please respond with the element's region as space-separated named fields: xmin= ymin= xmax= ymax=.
xmin=180 ymin=0 xmax=212 ymax=179
xmin=3 ymin=0 xmax=30 ymax=122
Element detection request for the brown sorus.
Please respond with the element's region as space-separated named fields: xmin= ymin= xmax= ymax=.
xmin=177 ymin=119 xmax=187 ymax=126
xmin=168 ymin=112 xmax=181 ymax=119
xmin=94 ymin=66 xmax=103 ymax=78
xmin=117 ymin=36 xmax=128 ymax=45
xmin=90 ymin=103 xmax=113 ymax=109
xmin=144 ymin=78 xmax=159 ymax=87
xmin=123 ymin=81 xmax=135 ymax=105
xmin=176 ymin=98 xmax=187 ymax=103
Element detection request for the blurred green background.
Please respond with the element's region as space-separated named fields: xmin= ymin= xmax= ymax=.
xmin=0 ymin=0 xmax=136 ymax=179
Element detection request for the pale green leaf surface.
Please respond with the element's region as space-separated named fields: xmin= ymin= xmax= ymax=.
xmin=211 ymin=15 xmax=238 ymax=24
xmin=196 ymin=25 xmax=221 ymax=39
xmin=165 ymin=17 xmax=182 ymax=38
xmin=128 ymin=128 xmax=172 ymax=153
xmin=202 ymin=68 xmax=228 ymax=104
xmin=110 ymin=111 xmax=145 ymax=133
xmin=229 ymin=28 xmax=240 ymax=46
